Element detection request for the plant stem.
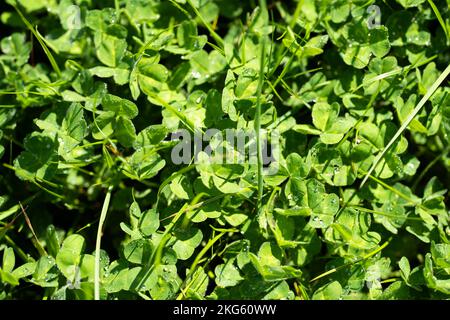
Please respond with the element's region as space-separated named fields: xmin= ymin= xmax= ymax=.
xmin=255 ymin=0 xmax=268 ymax=215
xmin=94 ymin=186 xmax=113 ymax=300
xmin=310 ymin=238 xmax=391 ymax=283
xmin=186 ymin=0 xmax=224 ymax=50
xmin=176 ymin=231 xmax=226 ymax=300
xmin=360 ymin=63 xmax=450 ymax=188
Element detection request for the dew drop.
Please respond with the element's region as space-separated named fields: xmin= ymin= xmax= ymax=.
xmin=110 ymin=12 xmax=117 ymax=24
xmin=191 ymin=71 xmax=201 ymax=79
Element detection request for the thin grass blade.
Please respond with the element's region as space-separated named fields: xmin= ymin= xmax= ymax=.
xmin=94 ymin=186 xmax=113 ymax=300
xmin=360 ymin=63 xmax=450 ymax=188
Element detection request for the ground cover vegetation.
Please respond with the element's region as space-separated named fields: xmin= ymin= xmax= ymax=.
xmin=0 ymin=0 xmax=449 ymax=300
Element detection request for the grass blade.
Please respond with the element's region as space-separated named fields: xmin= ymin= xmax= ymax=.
xmin=360 ymin=63 xmax=450 ymax=188
xmin=427 ymin=0 xmax=449 ymax=43
xmin=186 ymin=0 xmax=224 ymax=51
xmin=148 ymin=94 xmax=201 ymax=135
xmin=12 ymin=4 xmax=61 ymax=76
xmin=19 ymin=202 xmax=47 ymax=257
xmin=310 ymin=238 xmax=391 ymax=283
xmin=94 ymin=186 xmax=113 ymax=300
xmin=176 ymin=230 xmax=227 ymax=300
xmin=255 ymin=0 xmax=268 ymax=214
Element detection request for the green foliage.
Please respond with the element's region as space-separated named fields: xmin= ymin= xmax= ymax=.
xmin=0 ymin=0 xmax=449 ymax=301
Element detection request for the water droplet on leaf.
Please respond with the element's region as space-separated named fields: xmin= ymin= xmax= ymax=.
xmin=191 ymin=71 xmax=201 ymax=79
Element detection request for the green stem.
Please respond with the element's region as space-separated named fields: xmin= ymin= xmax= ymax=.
xmin=427 ymin=0 xmax=449 ymax=43
xmin=289 ymin=0 xmax=304 ymax=29
xmin=412 ymin=146 xmax=449 ymax=192
xmin=360 ymin=63 xmax=450 ymax=188
xmin=132 ymin=203 xmax=189 ymax=292
xmin=0 ymin=193 xmax=39 ymax=222
xmin=176 ymin=231 xmax=227 ymax=300
xmin=255 ymin=0 xmax=268 ymax=215
xmin=348 ymin=205 xmax=422 ymax=221
xmin=12 ymin=4 xmax=61 ymax=76
xmin=186 ymin=0 xmax=224 ymax=50
xmin=5 ymin=235 xmax=30 ymax=263
xmin=310 ymin=238 xmax=391 ymax=283
xmin=94 ymin=186 xmax=113 ymax=300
